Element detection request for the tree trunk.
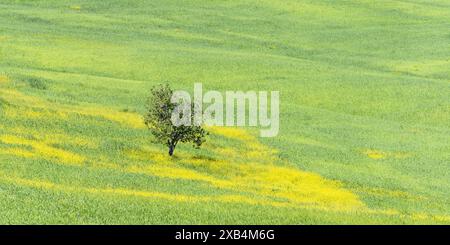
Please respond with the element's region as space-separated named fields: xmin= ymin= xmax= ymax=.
xmin=168 ymin=144 xmax=175 ymax=156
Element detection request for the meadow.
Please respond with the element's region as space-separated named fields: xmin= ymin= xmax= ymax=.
xmin=0 ymin=0 xmax=449 ymax=224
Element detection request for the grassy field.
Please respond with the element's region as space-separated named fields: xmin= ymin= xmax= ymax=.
xmin=0 ymin=0 xmax=449 ymax=224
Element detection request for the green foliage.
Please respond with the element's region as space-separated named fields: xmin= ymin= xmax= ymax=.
xmin=144 ymin=84 xmax=207 ymax=156
xmin=0 ymin=98 xmax=9 ymax=107
xmin=24 ymin=76 xmax=48 ymax=90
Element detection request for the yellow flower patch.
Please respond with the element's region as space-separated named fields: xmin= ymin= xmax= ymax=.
xmin=128 ymin=164 xmax=220 ymax=183
xmin=207 ymin=126 xmax=254 ymax=141
xmin=0 ymin=135 xmax=85 ymax=165
xmin=2 ymin=147 xmax=35 ymax=158
xmin=70 ymin=5 xmax=81 ymax=11
xmin=76 ymin=106 xmax=144 ymax=129
xmin=364 ymin=150 xmax=385 ymax=160
xmin=0 ymin=74 xmax=9 ymax=84
xmin=433 ymin=215 xmax=450 ymax=222
xmin=0 ymin=89 xmax=48 ymax=108
xmin=363 ymin=149 xmax=411 ymax=160
xmin=226 ymin=164 xmax=364 ymax=211
xmin=1 ymin=126 xmax=97 ymax=149
xmin=123 ymin=152 xmax=364 ymax=211
xmin=125 ymin=147 xmax=180 ymax=163
xmin=3 ymin=106 xmax=68 ymax=120
xmin=211 ymin=146 xmax=237 ymax=157
xmin=0 ymin=174 xmax=280 ymax=206
xmin=1 ymin=88 xmax=144 ymax=129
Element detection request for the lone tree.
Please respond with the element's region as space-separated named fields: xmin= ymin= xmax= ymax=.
xmin=144 ymin=84 xmax=207 ymax=156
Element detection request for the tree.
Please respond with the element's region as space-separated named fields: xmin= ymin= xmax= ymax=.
xmin=144 ymin=84 xmax=207 ymax=156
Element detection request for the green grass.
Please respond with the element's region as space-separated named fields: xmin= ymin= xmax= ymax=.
xmin=0 ymin=0 xmax=449 ymax=224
